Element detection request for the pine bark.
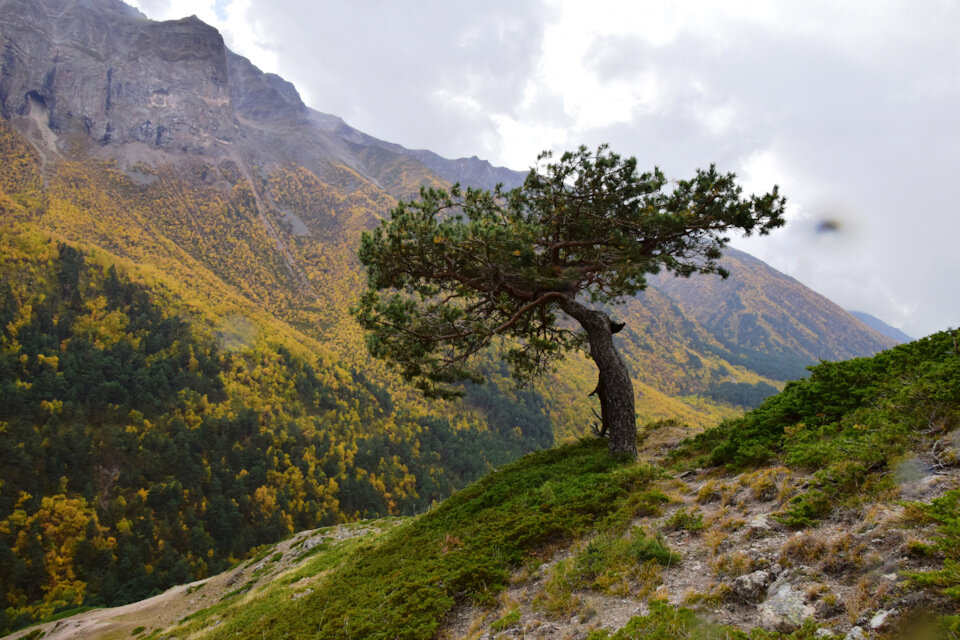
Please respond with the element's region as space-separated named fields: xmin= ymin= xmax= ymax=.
xmin=559 ymin=297 xmax=637 ymax=457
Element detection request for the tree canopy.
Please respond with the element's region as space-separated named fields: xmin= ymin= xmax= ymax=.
xmin=354 ymin=145 xmax=786 ymax=454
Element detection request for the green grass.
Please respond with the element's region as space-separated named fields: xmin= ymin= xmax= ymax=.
xmin=663 ymin=508 xmax=704 ymax=533
xmin=587 ymin=600 xmax=828 ymax=639
xmin=909 ymin=488 xmax=960 ymax=601
xmin=490 ymin=607 xmax=521 ymax=631
xmin=674 ymin=330 xmax=960 ymax=526
xmin=218 ymin=583 xmax=253 ymax=601
xmin=166 ymin=439 xmax=655 ymax=640
xmin=575 ymin=527 xmax=678 ymax=580
xmin=546 ymin=525 xmax=679 ymax=598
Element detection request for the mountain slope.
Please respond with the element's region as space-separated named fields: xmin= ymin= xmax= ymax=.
xmin=0 ymin=0 xmax=894 ymax=382
xmin=11 ymin=331 xmax=958 ymax=640
xmin=0 ymin=125 xmax=553 ymax=634
xmin=650 ymin=248 xmax=897 ymax=381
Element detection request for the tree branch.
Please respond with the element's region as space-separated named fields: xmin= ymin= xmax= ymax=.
xmin=494 ymin=292 xmax=565 ymax=334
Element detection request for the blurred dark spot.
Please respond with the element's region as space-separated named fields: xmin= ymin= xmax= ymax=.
xmin=814 ymin=219 xmax=842 ymax=234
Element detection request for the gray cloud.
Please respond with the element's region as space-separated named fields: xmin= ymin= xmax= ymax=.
xmin=556 ymin=20 xmax=959 ymax=337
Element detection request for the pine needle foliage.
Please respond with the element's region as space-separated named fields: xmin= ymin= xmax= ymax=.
xmin=355 ymin=145 xmax=785 ymax=453
xmin=355 ymin=145 xmax=786 ymax=399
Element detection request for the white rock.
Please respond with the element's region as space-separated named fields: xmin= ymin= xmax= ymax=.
xmin=870 ymin=609 xmax=897 ymax=630
xmin=845 ymin=626 xmax=867 ymax=640
xmin=749 ymin=514 xmax=771 ymax=531
xmin=758 ymin=582 xmax=816 ymax=631
xmin=733 ymin=570 xmax=773 ymax=602
xmin=815 ymin=629 xmax=834 ymax=638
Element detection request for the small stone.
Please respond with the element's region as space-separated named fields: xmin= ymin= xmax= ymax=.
xmin=815 ymin=629 xmax=834 ymax=638
xmin=870 ymin=609 xmax=897 ymax=630
xmin=845 ymin=626 xmax=867 ymax=640
xmin=815 ymin=597 xmax=844 ymax=619
xmin=748 ymin=514 xmax=771 ymax=531
xmin=733 ymin=569 xmax=773 ymax=602
xmin=758 ymin=581 xmax=816 ymax=631
xmin=883 ymin=573 xmax=898 ymax=581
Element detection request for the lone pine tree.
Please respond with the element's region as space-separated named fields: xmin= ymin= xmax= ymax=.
xmin=354 ymin=145 xmax=785 ymax=456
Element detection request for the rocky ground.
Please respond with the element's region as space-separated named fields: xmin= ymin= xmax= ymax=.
xmin=437 ymin=442 xmax=959 ymax=640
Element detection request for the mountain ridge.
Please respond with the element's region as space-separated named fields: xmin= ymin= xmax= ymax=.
xmin=849 ymin=310 xmax=912 ymax=343
xmin=0 ymin=0 xmax=899 ymax=474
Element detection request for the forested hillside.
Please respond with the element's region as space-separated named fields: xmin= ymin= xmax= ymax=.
xmin=649 ymin=248 xmax=897 ymax=381
xmin=0 ymin=235 xmax=557 ymax=632
xmin=0 ymin=124 xmax=551 ymax=632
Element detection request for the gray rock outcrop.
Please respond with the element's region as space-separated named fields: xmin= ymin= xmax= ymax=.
xmin=758 ymin=577 xmax=816 ymax=632
xmin=0 ymin=0 xmax=243 ymax=152
xmin=732 ymin=569 xmax=774 ymax=603
xmin=0 ymin=0 xmax=522 ymax=192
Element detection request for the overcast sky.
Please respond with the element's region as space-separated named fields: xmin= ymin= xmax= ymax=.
xmin=129 ymin=0 xmax=959 ymax=338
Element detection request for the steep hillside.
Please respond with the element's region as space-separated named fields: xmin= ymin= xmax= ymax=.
xmin=0 ymin=0 xmax=894 ymax=413
xmin=11 ymin=331 xmax=958 ymax=640
xmin=0 ymin=232 xmax=557 ymax=631
xmin=0 ymin=124 xmax=554 ymax=633
xmin=650 ymin=248 xmax=897 ymax=381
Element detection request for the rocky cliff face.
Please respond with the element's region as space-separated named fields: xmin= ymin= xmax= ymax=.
xmin=0 ymin=0 xmax=515 ymax=193
xmin=0 ymin=0 xmax=240 ymax=152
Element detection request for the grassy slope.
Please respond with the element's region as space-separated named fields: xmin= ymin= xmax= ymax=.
xmin=143 ymin=332 xmax=960 ymax=640
xmin=164 ymin=439 xmax=655 ymax=640
xmin=678 ymin=329 xmax=960 ymax=526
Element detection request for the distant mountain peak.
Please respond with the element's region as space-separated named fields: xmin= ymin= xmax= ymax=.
xmin=848 ymin=310 xmax=912 ymax=343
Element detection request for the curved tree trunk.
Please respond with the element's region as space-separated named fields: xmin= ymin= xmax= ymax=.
xmin=559 ymin=297 xmax=637 ymax=457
